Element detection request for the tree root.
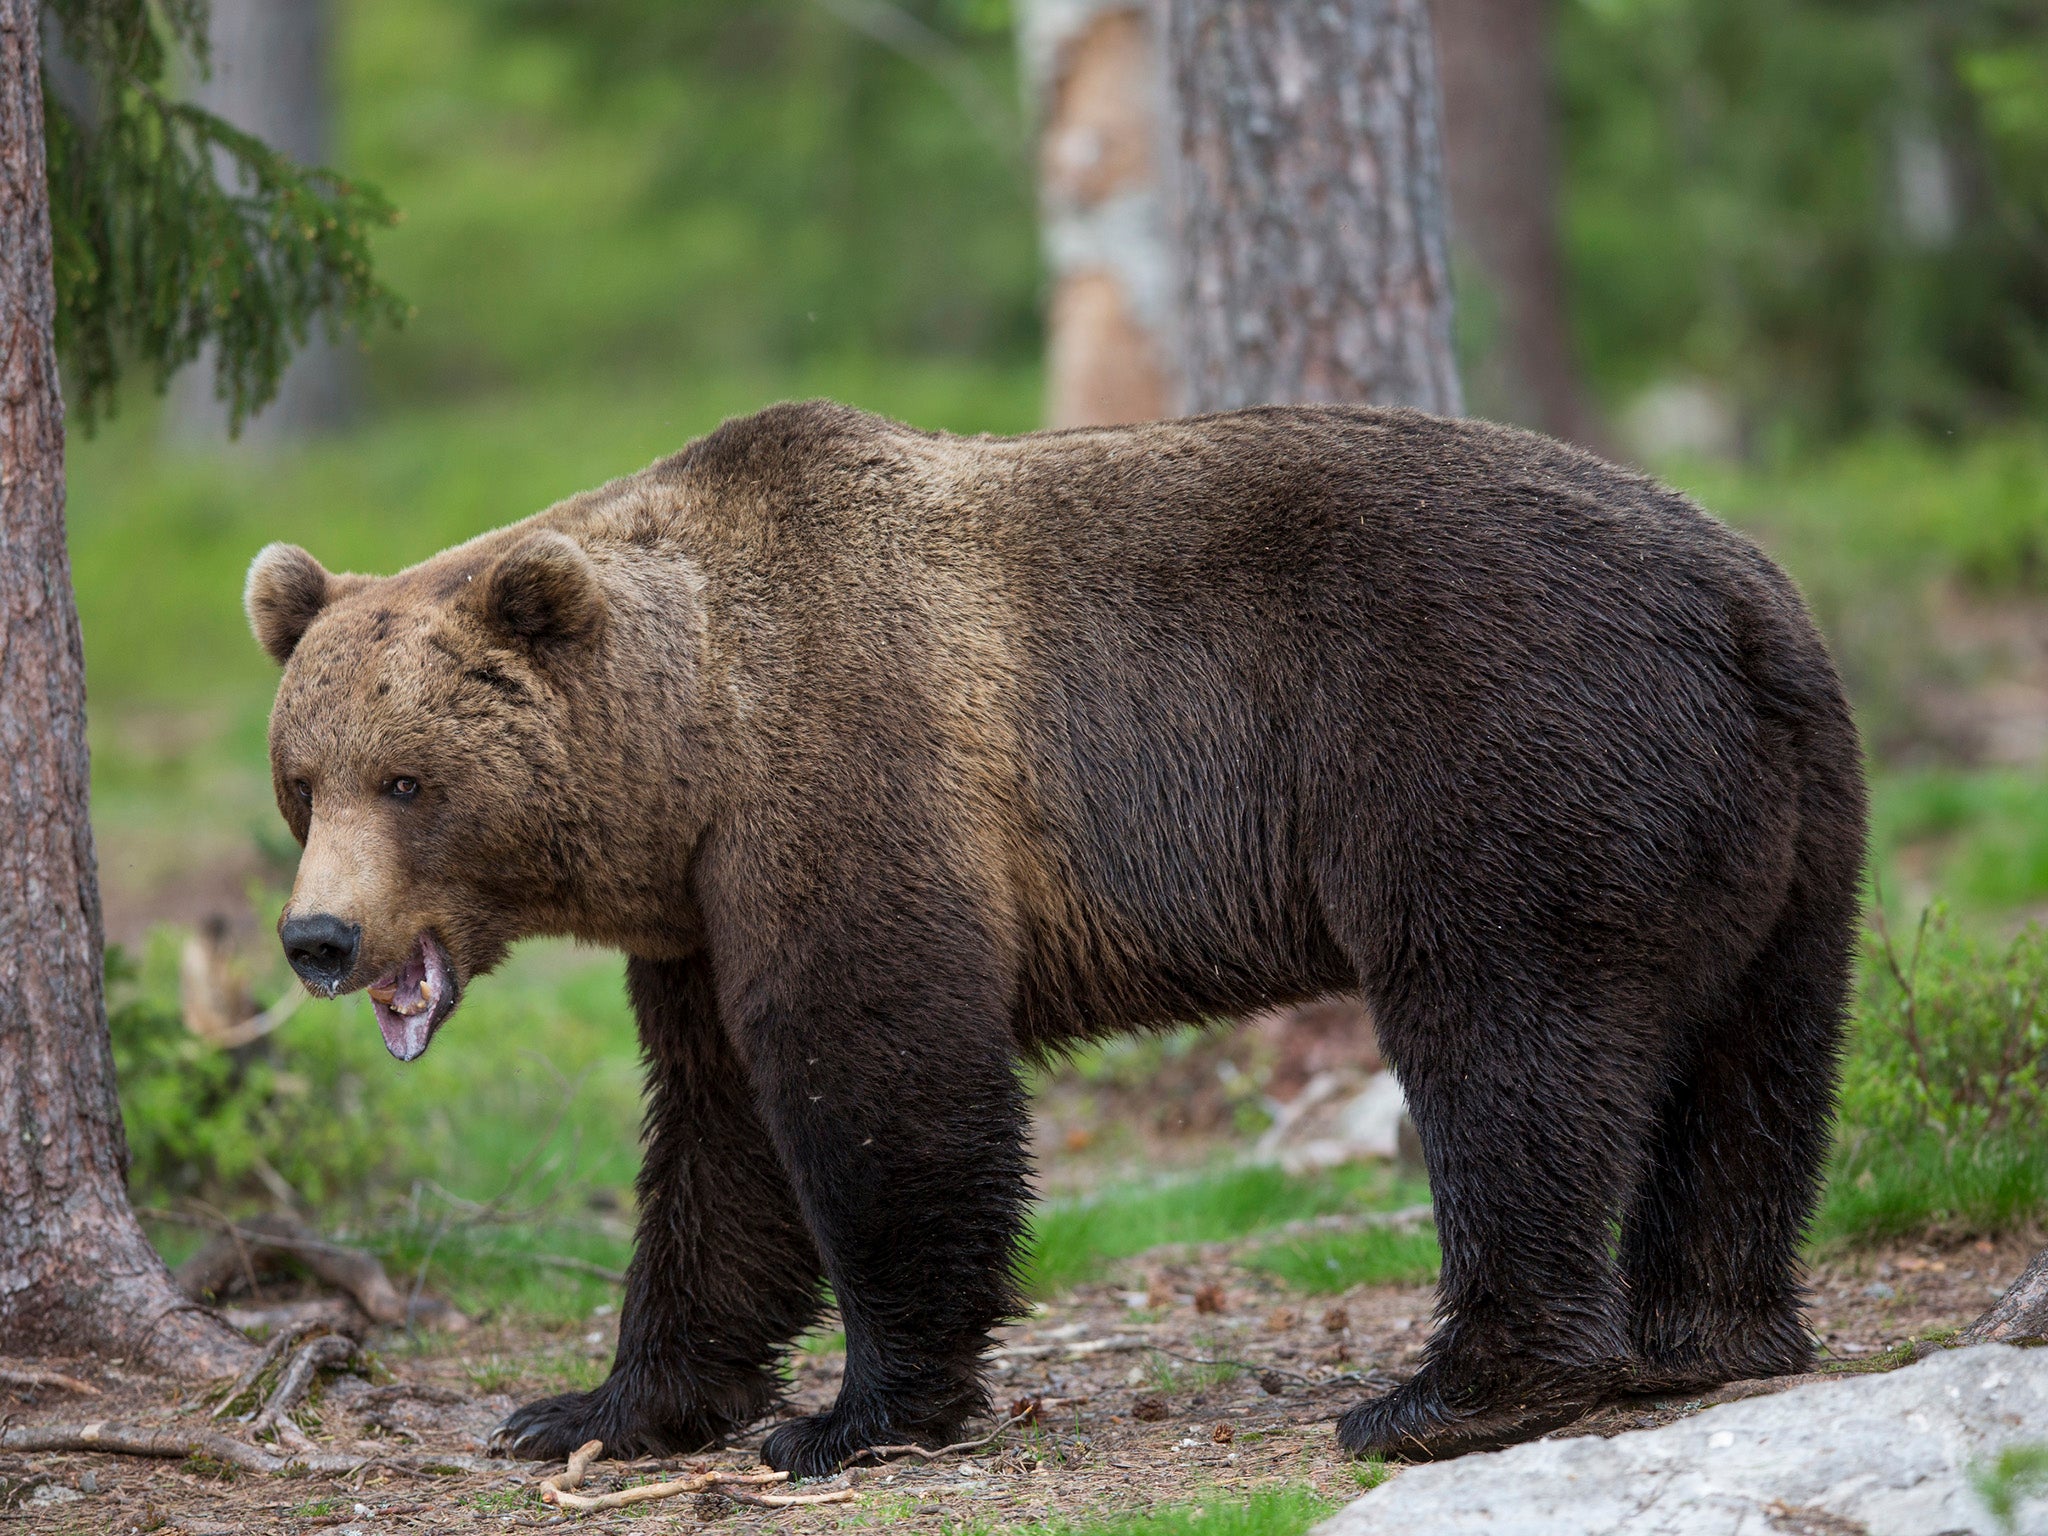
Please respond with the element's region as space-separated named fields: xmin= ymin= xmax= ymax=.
xmin=249 ymin=1333 xmax=356 ymax=1436
xmin=0 ymin=1364 xmax=97 ymax=1396
xmin=211 ymin=1320 xmax=324 ymax=1420
xmin=168 ymin=1212 xmax=464 ymax=1330
xmin=0 ymin=1421 xmax=512 ymax=1477
xmin=1961 ymin=1245 xmax=2048 ymax=1346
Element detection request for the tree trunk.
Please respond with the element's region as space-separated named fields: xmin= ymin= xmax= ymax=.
xmin=1020 ymin=0 xmax=1175 ymax=427
xmin=1163 ymin=0 xmax=1462 ymax=416
xmin=166 ymin=0 xmax=353 ymax=447
xmin=1431 ymin=0 xmax=1601 ymax=448
xmin=1960 ymin=1246 xmax=2048 ymax=1347
xmin=0 ymin=0 xmax=251 ymax=1377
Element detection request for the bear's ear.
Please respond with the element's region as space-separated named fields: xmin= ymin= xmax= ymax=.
xmin=246 ymin=543 xmax=345 ymax=665
xmin=476 ymin=531 xmax=606 ymax=653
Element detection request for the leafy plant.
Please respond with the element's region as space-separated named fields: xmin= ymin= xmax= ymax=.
xmin=1821 ymin=908 xmax=2048 ymax=1242
xmin=107 ymin=941 xmax=404 ymax=1208
xmin=1972 ymin=1443 xmax=2048 ymax=1535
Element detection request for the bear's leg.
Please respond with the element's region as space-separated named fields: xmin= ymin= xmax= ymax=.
xmin=738 ymin=960 xmax=1029 ymax=1478
xmin=496 ymin=957 xmax=827 ymax=1459
xmin=1335 ymin=986 xmax=1653 ymax=1461
xmin=1619 ymin=884 xmax=1853 ymax=1392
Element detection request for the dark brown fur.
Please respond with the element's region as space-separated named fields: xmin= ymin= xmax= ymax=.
xmin=249 ymin=401 xmax=1866 ymax=1471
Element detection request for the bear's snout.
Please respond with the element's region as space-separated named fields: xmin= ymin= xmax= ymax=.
xmin=281 ymin=912 xmax=362 ymax=994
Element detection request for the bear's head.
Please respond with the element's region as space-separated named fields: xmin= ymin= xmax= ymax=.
xmin=245 ymin=531 xmax=607 ymax=1061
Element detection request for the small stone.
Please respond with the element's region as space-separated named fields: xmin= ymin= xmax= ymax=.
xmin=1132 ymin=1393 xmax=1170 ymax=1422
xmin=77 ymin=1471 xmax=97 ymax=1495
xmin=1323 ymin=1306 xmax=1350 ymax=1333
xmin=1211 ymin=1422 xmax=1235 ymax=1445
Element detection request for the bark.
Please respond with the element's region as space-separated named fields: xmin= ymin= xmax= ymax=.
xmin=1431 ymin=0 xmax=1601 ymax=447
xmin=166 ymin=0 xmax=352 ymax=446
xmin=1163 ymin=0 xmax=1462 ymax=415
xmin=1959 ymin=1245 xmax=2048 ymax=1347
xmin=0 ymin=0 xmax=251 ymax=1376
xmin=1020 ymin=0 xmax=1174 ymax=426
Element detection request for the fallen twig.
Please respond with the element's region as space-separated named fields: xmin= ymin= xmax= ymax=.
xmin=536 ymin=1439 xmax=809 ymax=1513
xmin=0 ymin=1364 xmax=97 ymax=1396
xmin=846 ymin=1408 xmax=1033 ymax=1467
xmin=538 ymin=1438 xmax=604 ymax=1502
xmin=250 ymin=1332 xmax=356 ymax=1437
xmin=989 ymin=1334 xmax=1151 ymax=1361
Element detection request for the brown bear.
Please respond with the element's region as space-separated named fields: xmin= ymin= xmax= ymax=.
xmin=246 ymin=401 xmax=1865 ymax=1473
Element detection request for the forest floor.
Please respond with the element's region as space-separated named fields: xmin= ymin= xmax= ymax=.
xmin=4 ymin=1224 xmax=2035 ymax=1535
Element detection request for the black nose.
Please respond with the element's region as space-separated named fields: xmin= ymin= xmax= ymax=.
xmin=281 ymin=913 xmax=361 ymax=990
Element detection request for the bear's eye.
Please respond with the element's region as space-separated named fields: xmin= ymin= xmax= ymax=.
xmin=292 ymin=779 xmax=312 ymax=804
xmin=387 ymin=776 xmax=421 ymax=801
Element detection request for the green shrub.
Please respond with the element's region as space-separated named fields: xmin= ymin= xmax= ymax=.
xmin=1821 ymin=909 xmax=2048 ymax=1243
xmin=108 ymin=941 xmax=404 ymax=1209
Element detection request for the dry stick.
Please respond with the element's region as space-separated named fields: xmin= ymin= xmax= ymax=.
xmin=0 ymin=1365 xmax=97 ymax=1396
xmin=249 ymin=1333 xmax=357 ymax=1437
xmin=844 ymin=1408 xmax=1034 ymax=1467
xmin=538 ymin=1437 xmax=605 ymax=1502
xmin=0 ymin=1421 xmax=510 ymax=1477
xmin=542 ymin=1461 xmax=802 ymax=1513
xmin=211 ymin=1319 xmax=324 ymax=1420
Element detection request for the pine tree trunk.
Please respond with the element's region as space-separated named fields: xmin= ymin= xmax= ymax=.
xmin=1020 ymin=0 xmax=1175 ymax=427
xmin=1164 ymin=0 xmax=1462 ymax=415
xmin=0 ymin=0 xmax=251 ymax=1377
xmin=1432 ymin=0 xmax=1601 ymax=448
xmin=166 ymin=0 xmax=352 ymax=446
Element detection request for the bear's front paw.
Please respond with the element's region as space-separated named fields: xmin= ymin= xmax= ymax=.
xmin=1335 ymin=1370 xmax=1602 ymax=1463
xmin=494 ymin=1382 xmax=733 ymax=1462
xmin=760 ymin=1400 xmax=964 ymax=1478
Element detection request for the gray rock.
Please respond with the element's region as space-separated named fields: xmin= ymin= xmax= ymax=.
xmin=1316 ymin=1344 xmax=2048 ymax=1536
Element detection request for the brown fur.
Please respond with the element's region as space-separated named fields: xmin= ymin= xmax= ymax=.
xmin=250 ymin=400 xmax=1865 ymax=1471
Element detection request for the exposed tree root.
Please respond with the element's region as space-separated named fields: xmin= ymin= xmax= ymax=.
xmin=0 ymin=1364 xmax=97 ymax=1396
xmin=1961 ymin=1245 xmax=2048 ymax=1346
xmin=0 ymin=1421 xmax=511 ymax=1476
xmin=249 ymin=1333 xmax=356 ymax=1436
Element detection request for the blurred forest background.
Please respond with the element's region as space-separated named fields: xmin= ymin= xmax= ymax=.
xmin=62 ymin=0 xmax=2048 ymax=1319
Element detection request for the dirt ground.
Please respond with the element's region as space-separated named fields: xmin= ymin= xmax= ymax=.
xmin=5 ymin=1225 xmax=2036 ymax=1535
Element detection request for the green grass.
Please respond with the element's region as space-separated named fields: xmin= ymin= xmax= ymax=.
xmin=1247 ymin=1226 xmax=1442 ymax=1294
xmin=1023 ymin=1164 xmax=1432 ymax=1296
xmin=995 ymin=1489 xmax=1344 ymax=1536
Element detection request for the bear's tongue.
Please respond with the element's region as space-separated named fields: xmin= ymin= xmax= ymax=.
xmin=367 ymin=934 xmax=449 ymax=1062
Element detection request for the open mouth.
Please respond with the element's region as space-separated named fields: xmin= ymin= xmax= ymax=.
xmin=366 ymin=932 xmax=460 ymax=1062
